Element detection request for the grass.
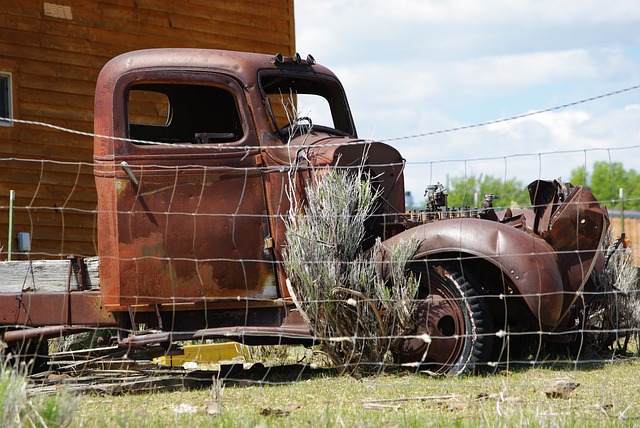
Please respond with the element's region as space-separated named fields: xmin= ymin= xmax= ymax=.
xmin=0 ymin=363 xmax=25 ymax=427
xmin=73 ymin=359 xmax=640 ymax=427
xmin=1 ymin=362 xmax=78 ymax=427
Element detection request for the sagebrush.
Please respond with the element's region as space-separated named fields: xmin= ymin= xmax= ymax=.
xmin=283 ymin=161 xmax=420 ymax=371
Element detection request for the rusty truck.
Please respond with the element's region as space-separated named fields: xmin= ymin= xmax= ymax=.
xmin=0 ymin=49 xmax=613 ymax=375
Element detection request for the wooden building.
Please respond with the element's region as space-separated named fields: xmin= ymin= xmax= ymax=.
xmin=610 ymin=214 xmax=640 ymax=267
xmin=0 ymin=0 xmax=295 ymax=258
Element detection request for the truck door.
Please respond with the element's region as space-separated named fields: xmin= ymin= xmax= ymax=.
xmin=94 ymin=71 xmax=276 ymax=309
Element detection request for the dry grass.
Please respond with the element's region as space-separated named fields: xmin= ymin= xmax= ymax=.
xmin=1 ymin=363 xmax=78 ymax=427
xmin=74 ymin=358 xmax=640 ymax=427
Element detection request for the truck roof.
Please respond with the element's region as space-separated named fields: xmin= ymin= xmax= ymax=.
xmin=94 ymin=48 xmax=344 ymax=144
xmin=97 ymin=48 xmax=335 ymax=89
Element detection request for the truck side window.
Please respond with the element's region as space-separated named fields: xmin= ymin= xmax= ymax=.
xmin=128 ymin=83 xmax=244 ymax=144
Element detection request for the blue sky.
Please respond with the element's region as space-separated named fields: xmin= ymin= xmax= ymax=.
xmin=295 ymin=0 xmax=640 ymax=205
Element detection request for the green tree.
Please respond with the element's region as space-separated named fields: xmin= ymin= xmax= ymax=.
xmin=445 ymin=174 xmax=530 ymax=209
xmin=569 ymin=162 xmax=640 ymax=210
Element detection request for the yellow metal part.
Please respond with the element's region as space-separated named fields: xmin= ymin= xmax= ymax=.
xmin=154 ymin=342 xmax=248 ymax=366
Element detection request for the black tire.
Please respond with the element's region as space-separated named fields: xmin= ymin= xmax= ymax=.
xmin=393 ymin=262 xmax=496 ymax=375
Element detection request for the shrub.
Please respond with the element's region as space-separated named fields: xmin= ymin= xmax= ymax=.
xmin=0 ymin=363 xmax=25 ymax=427
xmin=0 ymin=363 xmax=78 ymax=427
xmin=283 ymin=161 xmax=419 ymax=372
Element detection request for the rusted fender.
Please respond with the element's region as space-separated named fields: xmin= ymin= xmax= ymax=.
xmin=541 ymin=186 xmax=609 ymax=294
xmin=379 ymin=218 xmax=564 ymax=329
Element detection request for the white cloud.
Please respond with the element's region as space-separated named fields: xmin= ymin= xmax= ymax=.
xmin=393 ymin=104 xmax=640 ymax=203
xmin=295 ymin=0 xmax=640 ymax=203
xmin=487 ymin=110 xmax=592 ymax=145
xmin=296 ymin=0 xmax=640 ymax=61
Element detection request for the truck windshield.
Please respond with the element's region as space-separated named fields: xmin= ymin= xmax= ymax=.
xmin=259 ymin=74 xmax=356 ymax=139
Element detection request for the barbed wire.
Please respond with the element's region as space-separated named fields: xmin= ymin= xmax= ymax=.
xmin=1 ymin=83 xmax=638 ymax=151
xmin=382 ymin=84 xmax=640 ymax=142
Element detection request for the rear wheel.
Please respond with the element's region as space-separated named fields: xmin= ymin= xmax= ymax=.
xmin=393 ymin=263 xmax=496 ymax=374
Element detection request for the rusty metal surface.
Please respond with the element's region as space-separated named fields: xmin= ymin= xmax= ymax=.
xmin=1 ymin=49 xmax=612 ymax=372
xmin=92 ymin=50 xmax=288 ymax=310
xmin=115 ymin=305 xmax=311 ymax=347
xmin=0 ymin=291 xmax=116 ymax=344
xmin=375 ymin=180 xmax=609 ymax=369
xmin=381 ymin=217 xmax=565 ymax=328
xmin=93 ymin=49 xmax=343 ymax=159
xmin=383 ymin=180 xmax=607 ymax=329
xmin=3 ymin=326 xmax=93 ymax=343
xmin=0 ymin=293 xmax=70 ymax=326
xmin=95 ymin=158 xmax=277 ymax=309
xmin=541 ymin=186 xmax=607 ymax=291
xmin=0 ymin=291 xmax=116 ymax=328
xmin=262 ymin=135 xmax=406 ymax=298
xmin=393 ymin=266 xmax=469 ymax=372
xmin=93 ymin=49 xmax=400 ymax=311
xmin=120 ymin=325 xmax=313 ymax=347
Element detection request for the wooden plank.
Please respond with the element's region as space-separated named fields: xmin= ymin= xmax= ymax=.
xmin=0 ymin=257 xmax=100 ymax=292
xmin=2 ymin=242 xmax=99 ymax=260
xmin=0 ymin=41 xmax=111 ymax=70
xmin=91 ymin=1 xmax=172 ymax=27
xmin=133 ymin=0 xmax=291 ymax=27
xmin=19 ymin=72 xmax=97 ymax=98
xmin=0 ymin=161 xmax=96 ymax=204
xmin=8 ymin=218 xmax=97 ymax=236
xmin=7 ymin=231 xmax=98 ymax=254
xmin=14 ymin=194 xmax=97 ymax=212
xmin=18 ymin=59 xmax=98 ymax=82
xmin=6 ymin=175 xmax=91 ymax=194
xmin=14 ymin=192 xmax=96 ymax=210
xmin=0 ymin=156 xmax=94 ymax=176
xmin=81 ymin=20 xmax=290 ymax=55
xmin=610 ymin=217 xmax=640 ymax=266
xmin=20 ymin=88 xmax=93 ymax=110
xmin=26 ymin=181 xmax=96 ymax=198
xmin=8 ymin=220 xmax=96 ymax=244
xmin=0 ymin=141 xmax=93 ymax=163
xmin=0 ymin=27 xmax=109 ymax=65
xmin=0 ymin=12 xmax=91 ymax=41
xmin=0 ymin=235 xmax=97 ymax=257
xmin=16 ymin=117 xmax=94 ymax=135
xmin=38 ymin=32 xmax=135 ymax=59
xmin=2 ymin=0 xmax=294 ymax=57
xmin=2 ymin=2 xmax=43 ymax=18
xmin=164 ymin=14 xmax=291 ymax=46
xmin=17 ymin=128 xmax=94 ymax=150
xmin=0 ymin=0 xmax=295 ymax=259
xmin=20 ymin=102 xmax=93 ymax=123
xmin=2 ymin=3 xmax=291 ymax=56
xmin=16 ymin=199 xmax=96 ymax=213
xmin=0 ymin=27 xmax=41 ymax=47
xmin=79 ymin=1 xmax=292 ymax=51
xmin=2 ymin=193 xmax=97 ymax=213
xmin=165 ymin=5 xmax=292 ymax=36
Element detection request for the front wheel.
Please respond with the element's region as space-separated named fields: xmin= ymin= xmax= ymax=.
xmin=392 ymin=263 xmax=496 ymax=375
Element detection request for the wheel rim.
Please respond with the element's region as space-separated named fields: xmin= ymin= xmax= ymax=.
xmin=394 ymin=266 xmax=470 ymax=373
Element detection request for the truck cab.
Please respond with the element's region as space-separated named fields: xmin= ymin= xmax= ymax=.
xmin=93 ymin=48 xmax=405 ymax=345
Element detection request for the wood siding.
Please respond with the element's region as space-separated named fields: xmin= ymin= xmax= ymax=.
xmin=610 ymin=217 xmax=640 ymax=267
xmin=0 ymin=0 xmax=295 ymax=258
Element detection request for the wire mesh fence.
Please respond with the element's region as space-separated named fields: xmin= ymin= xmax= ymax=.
xmin=0 ymin=101 xmax=639 ymax=427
